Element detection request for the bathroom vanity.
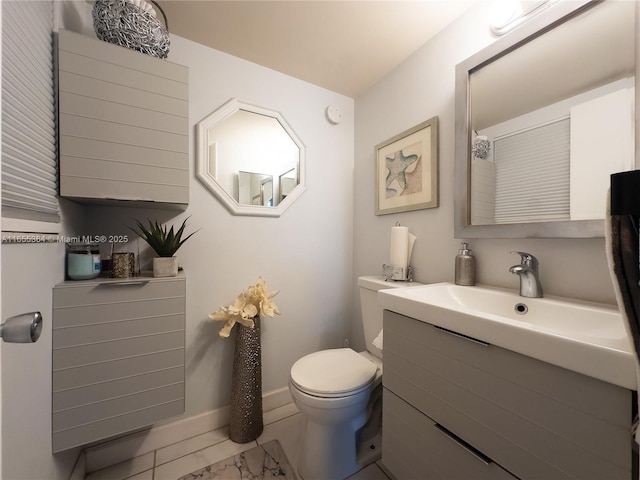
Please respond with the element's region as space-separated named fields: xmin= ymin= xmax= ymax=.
xmin=379 ymin=284 xmax=637 ymax=480
xmin=51 ymin=273 xmax=186 ymax=452
xmin=382 ymin=310 xmax=633 ymax=479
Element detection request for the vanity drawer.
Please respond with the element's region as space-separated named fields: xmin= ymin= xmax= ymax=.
xmin=382 ymin=388 xmax=517 ymax=480
xmin=383 ymin=310 xmax=633 ymax=480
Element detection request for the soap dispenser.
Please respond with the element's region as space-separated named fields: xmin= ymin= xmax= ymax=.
xmin=455 ymin=242 xmax=476 ymax=286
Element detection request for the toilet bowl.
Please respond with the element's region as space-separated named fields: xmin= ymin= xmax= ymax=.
xmin=289 ymin=276 xmax=420 ymax=480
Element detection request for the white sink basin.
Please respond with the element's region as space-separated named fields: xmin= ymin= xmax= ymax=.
xmin=378 ymin=282 xmax=636 ymax=390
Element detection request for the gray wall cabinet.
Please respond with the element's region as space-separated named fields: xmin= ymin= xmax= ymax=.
xmin=52 ymin=274 xmax=185 ymax=452
xmin=382 ymin=310 xmax=635 ymax=480
xmin=57 ymin=29 xmax=189 ymax=208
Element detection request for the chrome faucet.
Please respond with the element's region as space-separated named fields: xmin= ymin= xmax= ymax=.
xmin=509 ymin=251 xmax=543 ymax=298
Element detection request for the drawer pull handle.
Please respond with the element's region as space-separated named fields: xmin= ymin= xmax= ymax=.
xmin=434 ymin=424 xmax=491 ymax=466
xmin=97 ymin=280 xmax=150 ymax=286
xmin=433 ymin=325 xmax=490 ymax=347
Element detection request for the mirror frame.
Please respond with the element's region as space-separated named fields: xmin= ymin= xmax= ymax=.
xmin=454 ymin=0 xmax=634 ymax=238
xmin=196 ymin=98 xmax=306 ymax=217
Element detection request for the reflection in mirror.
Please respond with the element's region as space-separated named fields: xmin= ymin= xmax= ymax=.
xmin=196 ymin=99 xmax=306 ymax=217
xmin=238 ymin=171 xmax=273 ymax=206
xmin=279 ymin=168 xmax=297 ymax=203
xmin=455 ymin=0 xmax=637 ymax=238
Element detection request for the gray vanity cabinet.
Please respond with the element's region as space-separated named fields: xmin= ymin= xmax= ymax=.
xmin=57 ymin=29 xmax=189 ymax=207
xmin=382 ymin=310 xmax=634 ymax=480
xmin=51 ymin=274 xmax=185 ymax=453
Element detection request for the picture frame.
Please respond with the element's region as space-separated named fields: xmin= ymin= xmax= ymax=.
xmin=375 ymin=117 xmax=439 ymax=215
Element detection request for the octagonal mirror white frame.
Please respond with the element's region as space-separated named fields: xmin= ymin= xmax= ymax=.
xmin=196 ymin=98 xmax=306 ymax=217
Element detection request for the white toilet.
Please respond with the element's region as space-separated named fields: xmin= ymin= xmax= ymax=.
xmin=289 ymin=275 xmax=419 ymax=480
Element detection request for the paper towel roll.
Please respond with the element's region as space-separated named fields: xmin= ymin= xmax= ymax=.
xmin=390 ymin=226 xmax=409 ymax=275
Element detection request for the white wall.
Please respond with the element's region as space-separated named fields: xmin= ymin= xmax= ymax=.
xmin=82 ymin=33 xmax=355 ymax=418
xmin=0 ymin=2 xmax=354 ymax=477
xmin=352 ymin=1 xmax=620 ymax=350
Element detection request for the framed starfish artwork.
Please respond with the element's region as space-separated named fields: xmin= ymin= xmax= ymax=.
xmin=375 ymin=117 xmax=439 ymax=215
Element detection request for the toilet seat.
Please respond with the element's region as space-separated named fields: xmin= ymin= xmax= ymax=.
xmin=290 ymin=348 xmax=378 ymax=398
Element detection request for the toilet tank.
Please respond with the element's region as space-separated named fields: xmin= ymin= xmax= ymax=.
xmin=357 ymin=276 xmax=422 ymax=359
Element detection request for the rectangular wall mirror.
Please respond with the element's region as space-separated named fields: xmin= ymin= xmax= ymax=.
xmin=454 ymin=0 xmax=637 ymax=238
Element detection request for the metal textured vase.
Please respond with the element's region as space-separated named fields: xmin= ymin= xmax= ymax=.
xmin=229 ymin=316 xmax=263 ymax=443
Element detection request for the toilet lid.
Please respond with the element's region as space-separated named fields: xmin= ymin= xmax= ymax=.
xmin=290 ymin=348 xmax=378 ymax=396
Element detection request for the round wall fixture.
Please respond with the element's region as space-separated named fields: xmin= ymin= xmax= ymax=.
xmin=326 ymin=105 xmax=343 ymax=124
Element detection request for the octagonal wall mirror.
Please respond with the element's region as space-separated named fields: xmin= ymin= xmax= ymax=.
xmin=454 ymin=0 xmax=637 ymax=238
xmin=196 ymin=98 xmax=306 ymax=217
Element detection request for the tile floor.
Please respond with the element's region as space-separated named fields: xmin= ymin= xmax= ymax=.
xmin=86 ymin=403 xmax=391 ymax=480
xmin=176 ymin=439 xmax=296 ymax=480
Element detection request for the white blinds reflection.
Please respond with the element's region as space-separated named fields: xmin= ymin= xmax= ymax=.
xmin=493 ymin=118 xmax=570 ymax=224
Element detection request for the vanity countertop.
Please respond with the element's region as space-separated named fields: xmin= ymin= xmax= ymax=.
xmin=378 ymin=282 xmax=636 ymax=390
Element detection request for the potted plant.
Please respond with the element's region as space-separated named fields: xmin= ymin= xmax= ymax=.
xmin=130 ymin=217 xmax=197 ymax=277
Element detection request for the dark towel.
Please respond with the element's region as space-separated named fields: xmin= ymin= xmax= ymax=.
xmin=609 ymin=214 xmax=640 ymax=360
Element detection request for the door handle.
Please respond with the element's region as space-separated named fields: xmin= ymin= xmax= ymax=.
xmin=433 ymin=325 xmax=490 ymax=347
xmin=434 ymin=424 xmax=492 ymax=466
xmin=1 ymin=312 xmax=42 ymax=343
xmin=96 ymin=280 xmax=150 ymax=287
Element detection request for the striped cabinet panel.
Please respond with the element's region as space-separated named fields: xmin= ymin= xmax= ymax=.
xmin=57 ymin=29 xmax=189 ymax=207
xmin=383 ymin=389 xmax=517 ymax=480
xmin=382 ymin=310 xmax=634 ymax=480
xmin=52 ymin=274 xmax=186 ymax=452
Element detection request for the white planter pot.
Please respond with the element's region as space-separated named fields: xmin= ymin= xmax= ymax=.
xmin=153 ymin=256 xmax=178 ymax=277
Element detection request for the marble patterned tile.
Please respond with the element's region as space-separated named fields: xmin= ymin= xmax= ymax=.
xmin=261 ymin=440 xmax=296 ymax=479
xmin=177 ymin=440 xmax=296 ymax=480
xmin=154 ymin=439 xmax=255 ymax=480
xmin=257 ymin=413 xmax=304 ymax=475
xmin=84 ymin=403 xmax=385 ymax=480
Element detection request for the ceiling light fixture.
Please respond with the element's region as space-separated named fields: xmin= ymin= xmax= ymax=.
xmin=489 ymin=0 xmax=556 ymax=36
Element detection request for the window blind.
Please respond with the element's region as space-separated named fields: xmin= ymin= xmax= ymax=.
xmin=1 ymin=0 xmax=59 ymax=224
xmin=494 ymin=118 xmax=570 ymax=224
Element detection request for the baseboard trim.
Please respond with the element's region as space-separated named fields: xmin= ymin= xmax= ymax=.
xmin=85 ymin=386 xmax=293 ymax=474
